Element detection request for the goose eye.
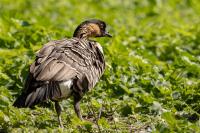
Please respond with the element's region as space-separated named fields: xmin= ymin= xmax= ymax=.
xmin=99 ymin=23 xmax=104 ymax=29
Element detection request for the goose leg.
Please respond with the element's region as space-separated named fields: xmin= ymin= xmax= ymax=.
xmin=55 ymin=101 xmax=63 ymax=128
xmin=74 ymin=95 xmax=83 ymax=120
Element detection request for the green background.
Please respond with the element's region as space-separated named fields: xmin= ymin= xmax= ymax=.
xmin=0 ymin=0 xmax=200 ymax=132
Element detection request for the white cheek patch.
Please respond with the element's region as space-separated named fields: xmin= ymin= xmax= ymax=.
xmin=59 ymin=80 xmax=73 ymax=99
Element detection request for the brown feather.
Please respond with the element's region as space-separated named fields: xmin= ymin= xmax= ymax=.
xmin=14 ymin=37 xmax=105 ymax=107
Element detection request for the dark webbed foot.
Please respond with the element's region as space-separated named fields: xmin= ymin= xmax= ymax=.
xmin=55 ymin=101 xmax=63 ymax=128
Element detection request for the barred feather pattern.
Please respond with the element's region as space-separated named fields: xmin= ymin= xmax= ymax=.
xmin=13 ymin=38 xmax=105 ymax=107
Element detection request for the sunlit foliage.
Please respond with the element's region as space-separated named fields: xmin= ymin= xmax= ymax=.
xmin=0 ymin=0 xmax=200 ymax=132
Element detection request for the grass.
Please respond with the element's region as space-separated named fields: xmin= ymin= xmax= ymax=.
xmin=0 ymin=0 xmax=200 ymax=132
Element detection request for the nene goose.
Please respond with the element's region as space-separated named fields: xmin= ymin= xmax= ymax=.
xmin=13 ymin=19 xmax=112 ymax=128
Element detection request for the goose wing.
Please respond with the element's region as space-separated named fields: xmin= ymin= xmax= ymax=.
xmin=25 ymin=38 xmax=105 ymax=93
xmin=30 ymin=39 xmax=79 ymax=81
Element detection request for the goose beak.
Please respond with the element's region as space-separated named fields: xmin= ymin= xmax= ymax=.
xmin=104 ymin=31 xmax=112 ymax=37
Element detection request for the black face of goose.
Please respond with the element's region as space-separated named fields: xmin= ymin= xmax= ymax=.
xmin=73 ymin=19 xmax=112 ymax=39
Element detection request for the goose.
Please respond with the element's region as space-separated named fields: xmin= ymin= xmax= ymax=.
xmin=13 ymin=19 xmax=112 ymax=128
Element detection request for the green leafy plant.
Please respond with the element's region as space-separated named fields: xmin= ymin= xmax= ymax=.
xmin=0 ymin=0 xmax=200 ymax=132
